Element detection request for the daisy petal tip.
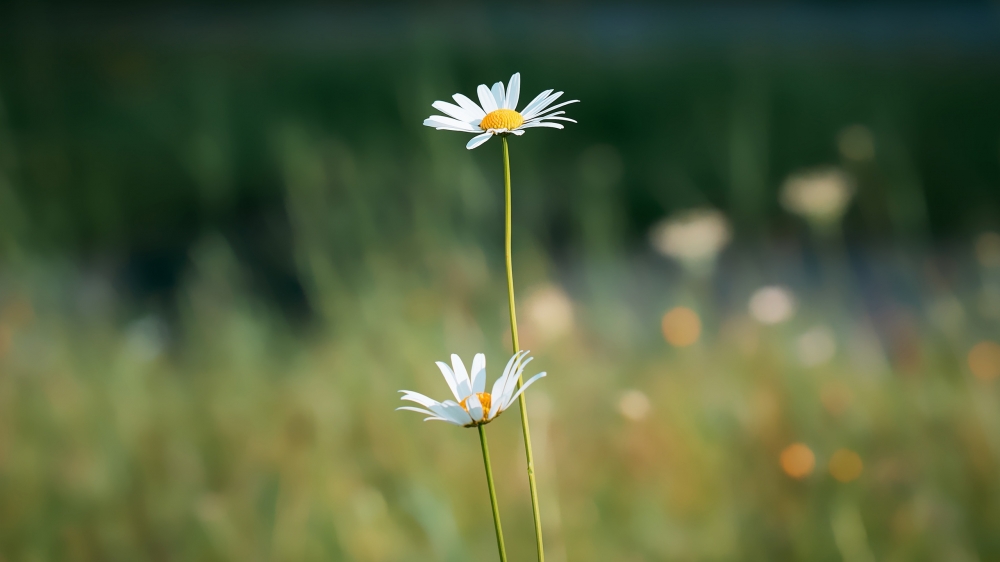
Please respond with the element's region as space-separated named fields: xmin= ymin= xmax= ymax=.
xmin=466 ymin=132 xmax=493 ymax=150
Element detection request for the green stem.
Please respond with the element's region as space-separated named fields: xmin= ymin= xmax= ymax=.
xmin=501 ymin=135 xmax=546 ymax=562
xmin=478 ymin=425 xmax=508 ymax=562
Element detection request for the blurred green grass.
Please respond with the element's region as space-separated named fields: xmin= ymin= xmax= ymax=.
xmin=2 ymin=6 xmax=1000 ymax=561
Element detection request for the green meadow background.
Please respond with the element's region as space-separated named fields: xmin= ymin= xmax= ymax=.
xmin=2 ymin=3 xmax=1000 ymax=561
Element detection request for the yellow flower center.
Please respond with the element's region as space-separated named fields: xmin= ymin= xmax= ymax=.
xmin=480 ymin=109 xmax=523 ymax=131
xmin=461 ymin=392 xmax=493 ymax=422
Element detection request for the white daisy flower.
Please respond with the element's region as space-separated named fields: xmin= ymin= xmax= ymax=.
xmin=398 ymin=351 xmax=546 ymax=427
xmin=423 ymin=73 xmax=579 ymax=150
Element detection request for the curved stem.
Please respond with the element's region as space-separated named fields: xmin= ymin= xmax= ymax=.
xmin=502 ymin=136 xmax=546 ymax=562
xmin=478 ymin=425 xmax=508 ymax=562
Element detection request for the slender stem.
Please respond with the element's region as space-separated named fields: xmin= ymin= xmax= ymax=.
xmin=502 ymin=135 xmax=546 ymax=562
xmin=478 ymin=425 xmax=508 ymax=562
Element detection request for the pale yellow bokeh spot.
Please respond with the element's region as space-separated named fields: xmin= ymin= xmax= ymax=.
xmin=661 ymin=306 xmax=701 ymax=347
xmin=780 ymin=443 xmax=815 ymax=479
xmin=968 ymin=341 xmax=1000 ymax=381
xmin=975 ymin=232 xmax=1000 ymax=268
xmin=829 ymin=448 xmax=863 ymax=482
xmin=837 ymin=124 xmax=875 ymax=161
xmin=618 ymin=389 xmax=651 ymax=421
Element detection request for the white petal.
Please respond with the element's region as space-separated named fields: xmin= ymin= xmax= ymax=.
xmin=491 ymin=351 xmax=525 ymax=397
xmin=471 ymin=353 xmax=486 ymax=393
xmin=505 ymin=73 xmax=520 ymax=110
xmin=503 ymin=372 xmax=547 ymax=411
xmin=499 ymin=356 xmax=534 ymax=407
xmin=487 ymin=389 xmax=504 ymax=419
xmin=490 ymin=352 xmax=529 ymax=418
xmin=510 ymin=129 xmax=526 ymax=135
xmin=466 ymin=393 xmax=484 ymax=422
xmin=426 ymin=401 xmax=466 ymax=424
xmin=432 ymin=101 xmax=477 ymax=123
xmin=477 ymin=84 xmax=498 ymax=113
xmin=519 ymin=89 xmax=552 ymax=114
xmin=518 ymin=122 xmax=564 ymax=130
xmin=534 ymin=116 xmax=577 ymax=123
xmin=397 ymin=406 xmax=437 ymax=416
xmin=410 ymin=397 xmax=461 ymax=421
xmin=525 ymin=110 xmax=569 ymax=122
xmin=440 ymin=400 xmax=475 ymax=425
xmin=423 ymin=118 xmax=471 ymax=132
xmin=505 ymin=350 xmax=528 ymax=377
xmin=452 ymin=93 xmax=486 ymax=118
xmin=427 ymin=124 xmax=480 ymax=133
xmin=466 ymin=132 xmax=493 ymax=150
xmin=451 ymin=354 xmax=473 ymax=399
xmin=435 ymin=361 xmax=462 ymax=402
xmin=424 ymin=116 xmax=478 ymax=132
xmin=527 ymin=99 xmax=580 ymax=120
xmin=491 ymin=82 xmax=505 ymax=109
xmin=399 ymin=390 xmax=441 ymax=409
xmin=424 ymin=416 xmax=460 ymax=425
xmin=521 ymin=91 xmax=563 ymax=119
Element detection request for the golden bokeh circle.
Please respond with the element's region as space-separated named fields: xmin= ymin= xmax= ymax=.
xmin=828 ymin=448 xmax=863 ymax=482
xmin=968 ymin=341 xmax=1000 ymax=381
xmin=662 ymin=306 xmax=701 ymax=347
xmin=780 ymin=443 xmax=815 ymax=479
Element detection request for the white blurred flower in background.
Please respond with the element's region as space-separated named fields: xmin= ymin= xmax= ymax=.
xmin=649 ymin=208 xmax=731 ymax=274
xmin=796 ymin=325 xmax=837 ymax=367
xmin=748 ymin=286 xmax=797 ymax=325
xmin=780 ymin=167 xmax=855 ymax=227
xmin=524 ymin=284 xmax=574 ymax=344
xmin=618 ymin=389 xmax=651 ymax=421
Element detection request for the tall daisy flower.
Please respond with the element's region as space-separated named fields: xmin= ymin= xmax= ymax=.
xmin=423 ymin=72 xmax=578 ymax=149
xmin=422 ymin=73 xmax=574 ymax=562
xmin=398 ymin=351 xmax=545 ymax=427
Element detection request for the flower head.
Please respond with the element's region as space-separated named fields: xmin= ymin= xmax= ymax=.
xmin=423 ymin=73 xmax=578 ymax=150
xmin=398 ymin=351 xmax=546 ymax=427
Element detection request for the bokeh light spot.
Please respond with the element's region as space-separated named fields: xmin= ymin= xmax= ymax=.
xmin=836 ymin=124 xmax=875 ymax=161
xmin=748 ymin=286 xmax=796 ymax=325
xmin=618 ymin=389 xmax=651 ymax=421
xmin=662 ymin=307 xmax=701 ymax=347
xmin=968 ymin=341 xmax=1000 ymax=381
xmin=829 ymin=448 xmax=863 ymax=482
xmin=975 ymin=232 xmax=1000 ymax=268
xmin=797 ymin=326 xmax=837 ymax=367
xmin=780 ymin=167 xmax=855 ymax=224
xmin=524 ymin=284 xmax=574 ymax=343
xmin=649 ymin=209 xmax=731 ymax=267
xmin=820 ymin=381 xmax=853 ymax=416
xmin=780 ymin=443 xmax=815 ymax=479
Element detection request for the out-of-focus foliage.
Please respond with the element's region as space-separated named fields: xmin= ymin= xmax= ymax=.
xmin=2 ymin=3 xmax=1000 ymax=561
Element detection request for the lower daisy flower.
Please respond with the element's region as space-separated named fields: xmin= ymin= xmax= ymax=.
xmin=399 ymin=351 xmax=546 ymax=427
